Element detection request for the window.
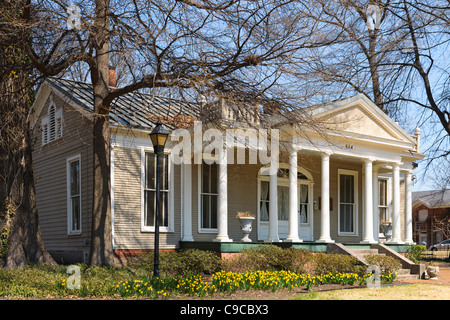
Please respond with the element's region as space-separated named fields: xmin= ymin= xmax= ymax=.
xmin=260 ymin=181 xmax=269 ymax=222
xmin=418 ymin=209 xmax=428 ymax=222
xmin=378 ymin=179 xmax=389 ymax=223
xmin=338 ymin=170 xmax=358 ymax=235
xmin=41 ymin=97 xmax=62 ymax=145
xmin=277 ymin=186 xmax=289 ymax=221
xmin=201 ymin=162 xmax=218 ymax=230
xmin=144 ymin=152 xmax=169 ymax=229
xmin=67 ymin=155 xmax=81 ymax=234
xmin=420 ymin=233 xmax=427 ymax=246
xmin=299 ymin=184 xmax=309 ymax=223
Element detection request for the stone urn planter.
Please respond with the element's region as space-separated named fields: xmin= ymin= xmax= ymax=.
xmin=381 ymin=222 xmax=392 ymax=242
xmin=427 ymin=265 xmax=440 ymax=280
xmin=236 ymin=212 xmax=255 ymax=242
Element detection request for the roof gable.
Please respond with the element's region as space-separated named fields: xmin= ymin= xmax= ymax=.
xmin=412 ymin=190 xmax=450 ymax=208
xmin=308 ymin=94 xmax=415 ymax=144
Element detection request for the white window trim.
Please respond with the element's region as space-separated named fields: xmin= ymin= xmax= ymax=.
xmin=338 ymin=169 xmax=359 ymax=236
xmin=66 ymin=154 xmax=81 ymax=235
xmin=198 ymin=162 xmax=219 ymax=234
xmin=140 ymin=148 xmax=174 ymax=233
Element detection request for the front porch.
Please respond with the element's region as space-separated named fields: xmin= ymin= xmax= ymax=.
xmin=175 ymin=94 xmax=424 ymax=247
xmin=180 ymin=150 xmax=417 ymax=246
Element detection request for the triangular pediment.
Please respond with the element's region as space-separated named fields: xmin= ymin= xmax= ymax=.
xmin=310 ymin=94 xmax=415 ymax=144
xmin=320 ymin=104 xmax=401 ymax=140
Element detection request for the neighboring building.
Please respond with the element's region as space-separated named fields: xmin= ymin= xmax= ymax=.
xmin=30 ymin=77 xmax=425 ymax=264
xmin=412 ymin=189 xmax=450 ymax=248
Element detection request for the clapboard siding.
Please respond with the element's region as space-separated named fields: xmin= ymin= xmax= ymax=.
xmin=32 ymin=93 xmax=93 ymax=262
xmin=113 ymin=146 xmax=182 ymax=250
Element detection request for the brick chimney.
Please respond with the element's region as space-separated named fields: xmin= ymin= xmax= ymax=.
xmin=108 ymin=66 xmax=117 ymax=87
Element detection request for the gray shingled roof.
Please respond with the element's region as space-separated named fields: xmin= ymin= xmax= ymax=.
xmin=46 ymin=77 xmax=201 ymax=130
xmin=412 ymin=189 xmax=450 ymax=208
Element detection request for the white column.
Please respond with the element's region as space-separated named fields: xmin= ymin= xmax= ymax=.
xmin=405 ymin=171 xmax=414 ymax=244
xmin=362 ymin=159 xmax=376 ymax=243
xmin=266 ymin=160 xmax=280 ymax=242
xmin=372 ymin=166 xmax=379 ymax=243
xmin=391 ymin=163 xmax=403 ymax=244
xmin=286 ymin=150 xmax=302 ymax=242
xmin=318 ymin=153 xmax=334 ymax=243
xmin=214 ymin=146 xmax=232 ymax=242
xmin=182 ymin=163 xmax=194 ymax=241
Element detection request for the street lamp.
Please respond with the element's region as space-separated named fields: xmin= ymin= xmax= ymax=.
xmin=149 ymin=120 xmax=170 ymax=277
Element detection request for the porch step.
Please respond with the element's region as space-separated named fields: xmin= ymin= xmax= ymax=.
xmin=396 ymin=268 xmax=420 ymax=280
xmin=335 ymin=243 xmax=425 ymax=280
xmin=350 ymin=248 xmax=384 ymax=264
xmin=349 ymin=249 xmax=419 ymax=279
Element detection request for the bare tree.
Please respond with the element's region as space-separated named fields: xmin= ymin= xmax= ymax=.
xmin=0 ymin=0 xmax=56 ymax=267
xmin=288 ymin=0 xmax=449 ymax=186
xmin=432 ymin=209 xmax=450 ymax=245
xmin=16 ymin=0 xmax=319 ymax=265
xmin=4 ymin=0 xmax=446 ymax=267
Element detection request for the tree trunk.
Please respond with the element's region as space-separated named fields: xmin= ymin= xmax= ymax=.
xmin=0 ymin=24 xmax=56 ymax=266
xmin=88 ymin=0 xmax=117 ymax=265
xmin=3 ymin=129 xmax=56 ymax=268
xmin=88 ymin=60 xmax=117 ymax=265
xmin=89 ymin=113 xmax=116 ymax=265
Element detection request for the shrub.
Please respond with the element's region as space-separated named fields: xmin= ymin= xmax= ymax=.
xmin=405 ymin=244 xmax=426 ymax=264
xmin=168 ymin=249 xmax=222 ymax=275
xmin=364 ymin=254 xmax=402 ymax=274
xmin=132 ymin=249 xmax=222 ymax=276
xmin=223 ymin=245 xmax=314 ymax=274
xmin=312 ymin=253 xmax=365 ymax=276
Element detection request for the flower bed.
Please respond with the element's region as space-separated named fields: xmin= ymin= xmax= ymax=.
xmin=57 ymin=269 xmax=396 ymax=299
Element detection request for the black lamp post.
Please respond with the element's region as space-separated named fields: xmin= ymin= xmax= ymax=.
xmin=149 ymin=120 xmax=170 ymax=277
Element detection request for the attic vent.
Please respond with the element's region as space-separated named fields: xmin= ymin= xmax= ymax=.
xmin=49 ymin=105 xmax=56 ymax=141
xmin=41 ymin=96 xmax=63 ymax=145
